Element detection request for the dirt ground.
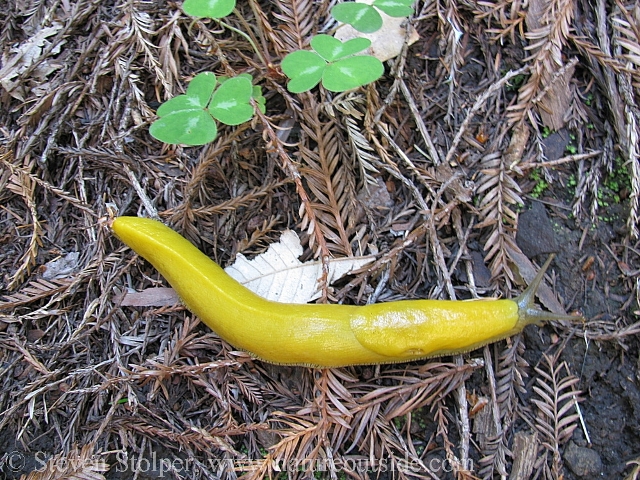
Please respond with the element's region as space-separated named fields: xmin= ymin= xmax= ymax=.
xmin=1 ymin=0 xmax=640 ymax=479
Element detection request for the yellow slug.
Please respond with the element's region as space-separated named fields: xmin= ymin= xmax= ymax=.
xmin=111 ymin=216 xmax=580 ymax=367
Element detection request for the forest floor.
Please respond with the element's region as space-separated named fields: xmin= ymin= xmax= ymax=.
xmin=1 ymin=0 xmax=639 ymax=479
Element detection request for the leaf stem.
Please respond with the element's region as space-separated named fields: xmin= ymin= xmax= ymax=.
xmin=217 ymin=13 xmax=266 ymax=67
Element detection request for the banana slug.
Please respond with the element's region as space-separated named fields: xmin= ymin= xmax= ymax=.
xmin=111 ymin=216 xmax=580 ymax=367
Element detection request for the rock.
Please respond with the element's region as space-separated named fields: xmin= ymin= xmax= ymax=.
xmin=542 ymin=129 xmax=570 ymax=161
xmin=470 ymin=250 xmax=492 ymax=288
xmin=563 ymin=441 xmax=602 ymax=477
xmin=516 ymin=201 xmax=558 ymax=258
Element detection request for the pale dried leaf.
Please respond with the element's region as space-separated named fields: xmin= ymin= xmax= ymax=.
xmin=120 ymin=287 xmax=180 ymax=307
xmin=225 ymin=230 xmax=374 ymax=303
xmin=0 ymin=23 xmax=64 ymax=100
xmin=42 ymin=252 xmax=81 ymax=280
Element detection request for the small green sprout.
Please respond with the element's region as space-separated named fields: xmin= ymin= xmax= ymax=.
xmin=597 ymin=189 xmax=610 ymax=208
xmin=529 ymin=169 xmax=548 ymax=198
xmin=565 ymin=133 xmax=578 ymax=155
xmin=504 ymin=72 xmax=526 ymax=92
xmin=331 ymin=0 xmax=414 ymax=33
xmin=584 ymin=92 xmax=594 ymax=106
xmin=150 ymin=72 xmax=265 ymax=146
xmin=565 ymin=143 xmax=577 ymax=155
xmin=281 ymin=35 xmax=384 ymax=93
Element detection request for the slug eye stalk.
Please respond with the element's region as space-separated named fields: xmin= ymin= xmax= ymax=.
xmin=515 ymin=254 xmax=584 ymax=327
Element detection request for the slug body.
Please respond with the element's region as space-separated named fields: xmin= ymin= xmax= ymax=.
xmin=112 ymin=216 xmax=576 ymax=367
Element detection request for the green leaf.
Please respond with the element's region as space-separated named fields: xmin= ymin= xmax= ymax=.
xmin=225 ymin=74 xmax=266 ymax=112
xmin=156 ymin=72 xmax=218 ymax=116
xmin=331 ymin=3 xmax=383 ymax=33
xmin=156 ymin=95 xmax=205 ymax=117
xmin=150 ymin=110 xmax=218 ymax=146
xmin=281 ymin=50 xmax=326 ymax=93
xmin=209 ymin=76 xmax=253 ymax=125
xmin=150 ymin=71 xmax=261 ymax=145
xmin=322 ymin=55 xmax=384 ymax=92
xmin=310 ymin=35 xmax=371 ymax=61
xmin=182 ymin=0 xmax=235 ymax=18
xmin=185 ymin=72 xmax=217 ymax=107
xmin=372 ymin=0 xmax=414 ymax=17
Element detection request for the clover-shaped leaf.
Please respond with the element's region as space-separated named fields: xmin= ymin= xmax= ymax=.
xmin=150 ymin=72 xmax=260 ymax=146
xmin=322 ymin=55 xmax=384 ymax=92
xmin=282 ymin=36 xmax=383 ymax=93
xmin=311 ymin=34 xmax=371 ymax=61
xmin=183 ymin=0 xmax=235 ymax=19
xmin=210 ymin=76 xmax=254 ymax=125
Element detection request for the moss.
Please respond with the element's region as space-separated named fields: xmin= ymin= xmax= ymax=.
xmin=529 ymin=169 xmax=549 ymax=198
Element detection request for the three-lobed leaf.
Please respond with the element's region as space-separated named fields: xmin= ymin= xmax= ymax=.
xmin=182 ymin=0 xmax=235 ymax=19
xmin=151 ymin=72 xmax=262 ymax=146
xmin=282 ymin=42 xmax=384 ymax=93
xmin=282 ymin=35 xmax=383 ymax=93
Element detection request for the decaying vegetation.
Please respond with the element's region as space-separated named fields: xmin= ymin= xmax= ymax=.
xmin=1 ymin=0 xmax=639 ymax=478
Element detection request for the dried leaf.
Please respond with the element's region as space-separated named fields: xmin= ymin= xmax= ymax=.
xmin=225 ymin=230 xmax=374 ymax=303
xmin=42 ymin=252 xmax=81 ymax=280
xmin=532 ymin=354 xmax=582 ymax=476
xmin=0 ymin=23 xmax=64 ymax=100
xmin=120 ymin=287 xmax=180 ymax=307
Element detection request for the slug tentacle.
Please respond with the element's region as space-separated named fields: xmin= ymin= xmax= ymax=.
xmin=515 ymin=254 xmax=583 ymax=328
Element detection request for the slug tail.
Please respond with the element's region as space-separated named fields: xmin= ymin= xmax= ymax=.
xmin=515 ymin=254 xmax=584 ymax=327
